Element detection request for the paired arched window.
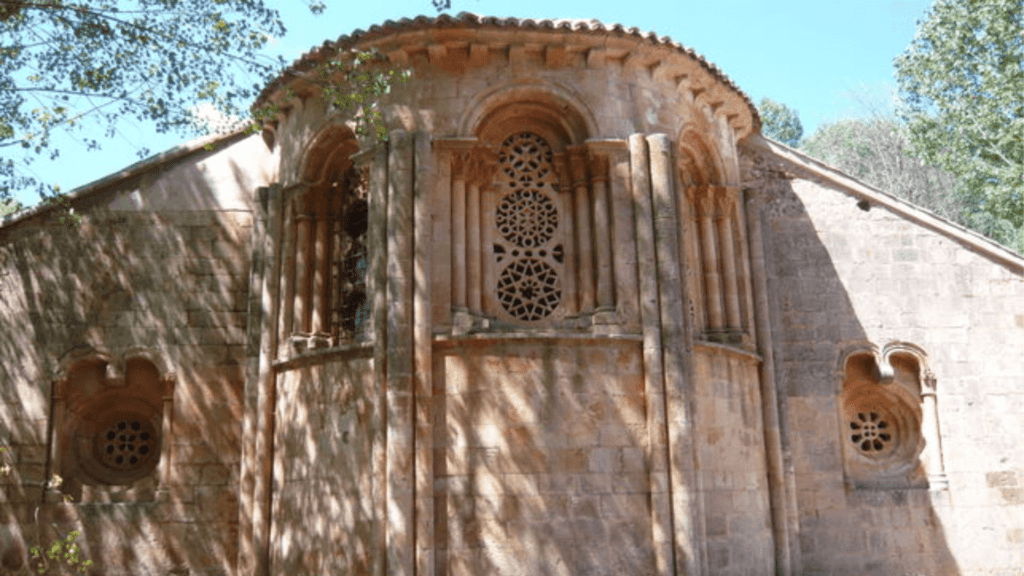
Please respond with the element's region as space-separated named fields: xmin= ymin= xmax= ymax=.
xmin=278 ymin=129 xmax=369 ymax=354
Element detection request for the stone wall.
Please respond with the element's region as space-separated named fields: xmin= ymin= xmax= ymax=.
xmin=431 ymin=337 xmax=655 ymax=576
xmin=761 ymin=171 xmax=1024 ymax=575
xmin=0 ymin=133 xmax=271 ymax=575
xmin=692 ymin=345 xmax=774 ymax=575
xmin=270 ymin=354 xmax=380 ymax=575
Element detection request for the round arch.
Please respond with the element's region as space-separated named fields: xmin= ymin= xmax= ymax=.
xmin=460 ymin=82 xmax=597 ymax=147
xmin=295 ymin=123 xmax=360 ymax=187
xmin=677 ymin=129 xmax=726 ymax=186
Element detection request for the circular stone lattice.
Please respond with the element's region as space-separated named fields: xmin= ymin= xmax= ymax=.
xmin=496 ymin=258 xmax=561 ymax=321
xmin=496 ymin=189 xmax=558 ymax=248
xmin=499 ymin=133 xmax=553 ymax=181
xmin=848 ymin=410 xmax=894 ymax=455
xmin=97 ymin=418 xmax=157 ymax=471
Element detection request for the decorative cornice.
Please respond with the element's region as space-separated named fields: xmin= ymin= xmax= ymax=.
xmin=254 ymin=12 xmax=760 ymax=138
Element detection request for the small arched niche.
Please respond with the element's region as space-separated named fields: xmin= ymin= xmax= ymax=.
xmin=54 ymin=353 xmax=174 ymax=501
xmin=837 ymin=349 xmax=927 ymax=489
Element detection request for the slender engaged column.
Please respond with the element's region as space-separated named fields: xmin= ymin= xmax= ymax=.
xmin=733 ymin=192 xmax=757 ymax=345
xmin=293 ymin=201 xmax=313 ymax=334
xmin=920 ymin=371 xmax=948 ymax=489
xmin=451 ymin=153 xmax=468 ymax=310
xmin=555 ymin=154 xmax=577 ymax=315
xmin=253 ymin=183 xmax=284 ymax=576
xmin=385 ymin=130 xmax=415 ymax=576
xmin=277 ymin=194 xmax=297 ymax=351
xmin=312 ymin=204 xmax=331 ymax=336
xmin=648 ymin=133 xmax=706 ymax=576
xmin=716 ymin=187 xmax=742 ymax=332
xmin=570 ymin=147 xmax=595 ymax=313
xmin=45 ymin=380 xmax=66 ymax=504
xmin=607 ymin=143 xmax=639 ymax=327
xmin=697 ymin=187 xmax=725 ymax=334
xmin=589 ymin=151 xmax=614 ymax=310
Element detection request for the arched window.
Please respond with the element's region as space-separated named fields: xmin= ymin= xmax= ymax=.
xmin=279 ymin=128 xmax=368 ymax=354
xmin=51 ymin=352 xmax=174 ymax=502
xmin=836 ymin=345 xmax=940 ymax=489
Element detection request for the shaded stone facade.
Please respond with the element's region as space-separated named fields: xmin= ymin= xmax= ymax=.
xmin=1 ymin=13 xmax=1022 ymax=576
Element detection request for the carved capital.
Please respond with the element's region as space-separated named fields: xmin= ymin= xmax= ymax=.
xmin=714 ymin=186 xmax=739 ymax=219
xmin=465 ymin=146 xmax=499 ymax=188
xmin=587 ymin=152 xmax=609 ymax=183
xmin=567 ymin=146 xmax=588 ymax=186
xmin=693 ymin=186 xmax=716 ymax=217
xmin=452 ymin=151 xmax=470 ymax=181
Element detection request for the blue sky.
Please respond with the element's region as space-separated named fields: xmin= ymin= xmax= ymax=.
xmin=11 ymin=0 xmax=936 ymax=207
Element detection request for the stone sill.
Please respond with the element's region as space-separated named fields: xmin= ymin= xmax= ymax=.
xmin=273 ymin=340 xmax=373 ymax=370
xmin=433 ymin=331 xmax=644 ymax=348
xmin=694 ymin=340 xmax=763 ymax=363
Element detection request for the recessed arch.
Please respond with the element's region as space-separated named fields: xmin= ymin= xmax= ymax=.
xmin=460 ymin=82 xmax=596 ymax=146
xmin=298 ymin=123 xmax=360 ymax=187
xmin=677 ymin=129 xmax=725 ymax=186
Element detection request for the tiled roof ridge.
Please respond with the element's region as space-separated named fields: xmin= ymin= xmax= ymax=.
xmin=254 ymin=11 xmax=761 ymax=130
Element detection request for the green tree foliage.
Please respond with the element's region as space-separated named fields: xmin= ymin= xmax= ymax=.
xmin=0 ymin=0 xmax=451 ymax=206
xmin=802 ymin=115 xmax=965 ymax=223
xmin=895 ymin=0 xmax=1023 ymax=252
xmin=757 ymin=97 xmax=803 ymax=147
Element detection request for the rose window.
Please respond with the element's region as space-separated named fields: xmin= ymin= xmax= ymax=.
xmin=97 ymin=417 xmax=158 ymax=471
xmin=496 ymin=189 xmax=558 ymax=248
xmin=496 ymin=257 xmax=562 ymax=321
xmin=499 ymin=132 xmax=553 ymax=183
xmin=848 ymin=411 xmax=893 ymax=454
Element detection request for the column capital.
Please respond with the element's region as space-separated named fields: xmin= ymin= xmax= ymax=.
xmin=466 ymin=145 xmax=499 ymax=188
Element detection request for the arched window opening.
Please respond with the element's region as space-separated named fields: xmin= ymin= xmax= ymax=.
xmin=678 ymin=132 xmax=753 ymax=346
xmin=51 ymin=354 xmax=174 ymax=502
xmin=280 ymin=131 xmax=369 ymax=355
xmin=837 ymin=347 xmax=939 ymax=489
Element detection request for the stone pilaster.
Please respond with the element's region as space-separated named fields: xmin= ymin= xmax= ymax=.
xmin=412 ymin=132 xmax=435 ymax=576
xmin=386 ymin=130 xmax=415 ymax=576
xmin=648 ymin=133 xmax=705 ymax=576
xmin=628 ymin=134 xmax=676 ymax=576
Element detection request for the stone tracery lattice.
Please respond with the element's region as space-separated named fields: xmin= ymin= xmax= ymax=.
xmin=493 ymin=133 xmax=563 ymax=321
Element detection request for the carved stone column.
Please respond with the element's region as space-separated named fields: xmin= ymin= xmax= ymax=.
xmin=277 ymin=189 xmax=298 ymax=355
xmin=569 ymin=146 xmax=595 ymax=314
xmin=451 ymin=152 xmax=468 ymax=310
xmin=716 ymin=186 xmax=743 ymax=333
xmin=696 ymin=186 xmax=725 ymax=334
xmin=293 ymin=196 xmax=313 ymax=335
xmin=465 ymin=146 xmax=497 ymax=315
xmin=920 ymin=370 xmax=948 ymax=490
xmin=554 ymin=153 xmax=577 ymax=316
xmin=588 ymin=149 xmax=614 ymax=311
xmin=311 ymin=194 xmax=331 ymax=343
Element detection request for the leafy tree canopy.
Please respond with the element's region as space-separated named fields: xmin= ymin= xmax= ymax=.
xmin=895 ymin=0 xmax=1023 ymax=240
xmin=803 ymin=115 xmax=965 ymax=225
xmin=0 ymin=0 xmax=451 ymax=206
xmin=757 ymin=97 xmax=803 ymax=147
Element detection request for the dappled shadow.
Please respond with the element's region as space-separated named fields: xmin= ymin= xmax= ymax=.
xmin=758 ymin=172 xmax=962 ymax=575
xmin=0 ymin=134 xmax=270 ymax=575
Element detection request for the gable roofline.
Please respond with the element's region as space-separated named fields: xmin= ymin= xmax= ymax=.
xmin=254 ymin=12 xmax=761 ymax=136
xmin=0 ymin=128 xmax=253 ymax=232
xmin=752 ymin=136 xmax=1024 ymax=274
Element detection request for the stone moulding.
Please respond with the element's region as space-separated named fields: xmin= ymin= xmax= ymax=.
xmin=253 ymin=12 xmax=759 ymax=142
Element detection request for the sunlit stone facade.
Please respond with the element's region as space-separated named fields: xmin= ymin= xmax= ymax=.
xmin=1 ymin=13 xmax=1022 ymax=576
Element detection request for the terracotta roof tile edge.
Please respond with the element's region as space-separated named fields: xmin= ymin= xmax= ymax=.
xmin=253 ymin=11 xmax=762 ymax=131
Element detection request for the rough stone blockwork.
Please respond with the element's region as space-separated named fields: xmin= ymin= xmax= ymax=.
xmin=1 ymin=12 xmax=1022 ymax=576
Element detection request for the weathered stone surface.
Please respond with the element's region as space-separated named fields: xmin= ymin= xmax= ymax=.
xmin=0 ymin=13 xmax=1021 ymax=576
